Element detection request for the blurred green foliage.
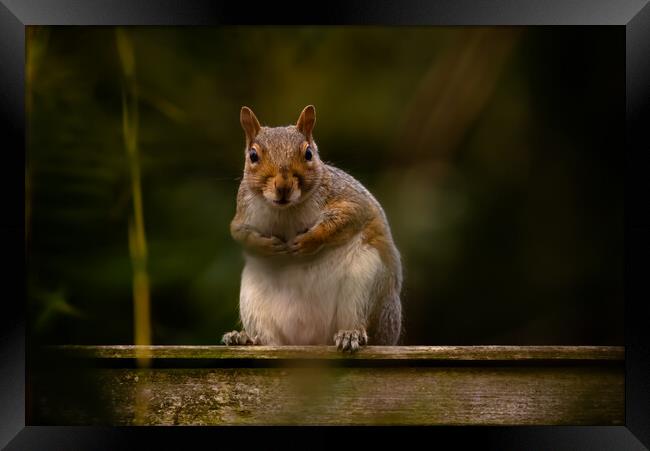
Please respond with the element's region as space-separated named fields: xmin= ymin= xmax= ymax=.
xmin=27 ymin=26 xmax=623 ymax=345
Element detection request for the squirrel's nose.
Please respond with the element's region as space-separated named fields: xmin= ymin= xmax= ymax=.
xmin=274 ymin=178 xmax=292 ymax=200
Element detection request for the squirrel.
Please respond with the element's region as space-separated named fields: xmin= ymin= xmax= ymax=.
xmin=222 ymin=105 xmax=402 ymax=351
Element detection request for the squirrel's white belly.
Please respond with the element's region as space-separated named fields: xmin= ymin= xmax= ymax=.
xmin=239 ymin=233 xmax=382 ymax=345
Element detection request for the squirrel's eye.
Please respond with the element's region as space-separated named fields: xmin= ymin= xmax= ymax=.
xmin=305 ymin=146 xmax=313 ymax=161
xmin=249 ymin=148 xmax=259 ymax=163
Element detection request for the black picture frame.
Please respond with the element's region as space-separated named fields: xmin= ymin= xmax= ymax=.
xmin=1 ymin=1 xmax=648 ymax=449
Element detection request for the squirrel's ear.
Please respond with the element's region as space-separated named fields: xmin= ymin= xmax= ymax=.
xmin=296 ymin=105 xmax=316 ymax=141
xmin=240 ymin=106 xmax=261 ymax=144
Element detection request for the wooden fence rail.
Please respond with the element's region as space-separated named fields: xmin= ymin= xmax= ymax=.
xmin=30 ymin=345 xmax=624 ymax=426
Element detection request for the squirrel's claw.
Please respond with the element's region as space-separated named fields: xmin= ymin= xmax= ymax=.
xmin=221 ymin=330 xmax=260 ymax=345
xmin=288 ymin=233 xmax=323 ymax=256
xmin=334 ymin=328 xmax=368 ymax=353
xmin=247 ymin=234 xmax=288 ymax=256
xmin=267 ymin=236 xmax=289 ymax=255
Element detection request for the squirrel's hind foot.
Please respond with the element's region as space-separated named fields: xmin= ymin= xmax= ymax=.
xmin=334 ymin=328 xmax=368 ymax=353
xmin=221 ymin=330 xmax=260 ymax=346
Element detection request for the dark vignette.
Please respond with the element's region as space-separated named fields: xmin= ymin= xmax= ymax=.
xmin=0 ymin=0 xmax=648 ymax=449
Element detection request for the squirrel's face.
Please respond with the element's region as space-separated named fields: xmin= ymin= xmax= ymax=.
xmin=240 ymin=105 xmax=323 ymax=208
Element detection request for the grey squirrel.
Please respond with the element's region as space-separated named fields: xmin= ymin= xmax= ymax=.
xmin=222 ymin=105 xmax=402 ymax=351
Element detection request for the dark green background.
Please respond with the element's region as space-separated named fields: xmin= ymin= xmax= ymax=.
xmin=26 ymin=26 xmax=623 ymax=345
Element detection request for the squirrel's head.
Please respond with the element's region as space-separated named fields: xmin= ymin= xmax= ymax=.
xmin=239 ymin=105 xmax=324 ymax=208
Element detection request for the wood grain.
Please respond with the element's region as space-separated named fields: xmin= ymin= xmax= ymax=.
xmin=31 ymin=346 xmax=625 ymax=426
xmin=49 ymin=345 xmax=624 ymax=362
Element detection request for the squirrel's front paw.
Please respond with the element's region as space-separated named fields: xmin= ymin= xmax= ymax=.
xmin=247 ymin=233 xmax=288 ymax=256
xmin=288 ymin=232 xmax=323 ymax=256
xmin=260 ymin=235 xmax=288 ymax=256
xmin=334 ymin=328 xmax=368 ymax=353
xmin=221 ymin=330 xmax=260 ymax=345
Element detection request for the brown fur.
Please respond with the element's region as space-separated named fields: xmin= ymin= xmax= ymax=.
xmin=227 ymin=105 xmax=403 ymax=347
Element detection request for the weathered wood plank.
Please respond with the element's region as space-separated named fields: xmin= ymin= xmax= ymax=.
xmin=50 ymin=345 xmax=624 ymax=362
xmin=33 ymin=365 xmax=624 ymax=425
xmin=31 ymin=346 xmax=625 ymax=425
